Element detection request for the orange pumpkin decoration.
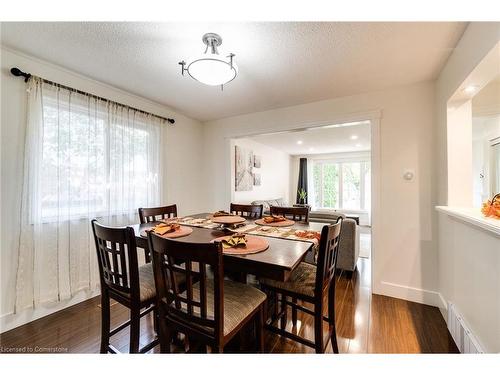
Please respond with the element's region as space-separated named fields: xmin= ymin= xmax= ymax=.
xmin=481 ymin=193 xmax=500 ymax=219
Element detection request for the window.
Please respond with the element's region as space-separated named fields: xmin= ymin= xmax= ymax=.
xmin=30 ymin=81 xmax=163 ymax=222
xmin=312 ymin=159 xmax=370 ymax=211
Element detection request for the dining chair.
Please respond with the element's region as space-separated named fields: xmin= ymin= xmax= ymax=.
xmin=138 ymin=204 xmax=178 ymax=262
xmin=148 ymin=233 xmax=267 ymax=353
xmin=259 ymin=220 xmax=342 ymax=353
xmin=138 ymin=204 xmax=178 ymax=223
xmin=230 ymin=203 xmax=264 ymax=219
xmin=91 ymin=219 xmax=158 ymax=354
xmin=270 ymin=205 xmax=309 ymax=223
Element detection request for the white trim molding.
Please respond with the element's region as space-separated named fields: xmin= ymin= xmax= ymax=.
xmin=373 ymin=281 xmax=444 ymax=308
xmin=436 ymin=206 xmax=500 ymax=237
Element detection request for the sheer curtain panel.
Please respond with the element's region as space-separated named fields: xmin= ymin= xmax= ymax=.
xmin=15 ymin=78 xmax=164 ymax=311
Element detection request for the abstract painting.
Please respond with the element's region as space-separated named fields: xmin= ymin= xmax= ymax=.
xmin=253 ymin=155 xmax=261 ymax=168
xmin=253 ymin=173 xmax=261 ymax=186
xmin=235 ymin=146 xmax=254 ymax=191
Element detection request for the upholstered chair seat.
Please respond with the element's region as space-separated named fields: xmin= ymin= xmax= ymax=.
xmin=260 ymin=263 xmax=317 ymax=298
xmin=178 ymin=279 xmax=267 ymax=336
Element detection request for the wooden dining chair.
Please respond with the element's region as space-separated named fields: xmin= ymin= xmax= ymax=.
xmin=148 ymin=233 xmax=267 ymax=353
xmin=230 ymin=203 xmax=263 ymax=219
xmin=270 ymin=205 xmax=309 ymax=223
xmin=91 ymin=219 xmax=158 ymax=354
xmin=259 ymin=220 xmax=342 ymax=353
xmin=138 ymin=204 xmax=178 ymax=223
xmin=138 ymin=204 xmax=178 ymax=262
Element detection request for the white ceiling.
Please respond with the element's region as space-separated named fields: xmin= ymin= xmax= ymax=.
xmin=1 ymin=22 xmax=467 ymax=122
xmin=248 ymin=121 xmax=371 ymax=155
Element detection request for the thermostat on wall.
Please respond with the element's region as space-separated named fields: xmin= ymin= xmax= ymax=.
xmin=403 ymin=169 xmax=415 ymax=182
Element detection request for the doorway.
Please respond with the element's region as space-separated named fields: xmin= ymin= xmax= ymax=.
xmin=228 ymin=117 xmax=379 ymax=279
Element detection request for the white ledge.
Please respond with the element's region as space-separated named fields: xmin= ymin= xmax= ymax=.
xmin=436 ymin=206 xmax=500 ymax=237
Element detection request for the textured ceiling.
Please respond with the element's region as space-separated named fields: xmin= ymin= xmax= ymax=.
xmin=249 ymin=121 xmax=371 ymax=155
xmin=1 ymin=22 xmax=467 ymax=122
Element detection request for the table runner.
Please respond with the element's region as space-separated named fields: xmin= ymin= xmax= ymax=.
xmin=165 ymin=216 xmax=319 ymax=248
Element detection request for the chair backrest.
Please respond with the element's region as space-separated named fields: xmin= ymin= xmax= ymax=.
xmin=138 ymin=204 xmax=178 ymax=223
xmin=148 ymin=233 xmax=224 ymax=343
xmin=315 ymin=219 xmax=342 ymax=294
xmin=230 ymin=203 xmax=263 ymax=219
xmin=270 ymin=205 xmax=309 ymax=223
xmin=91 ymin=219 xmax=140 ymax=299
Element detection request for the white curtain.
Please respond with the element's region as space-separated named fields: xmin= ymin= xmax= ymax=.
xmin=15 ymin=77 xmax=164 ymax=311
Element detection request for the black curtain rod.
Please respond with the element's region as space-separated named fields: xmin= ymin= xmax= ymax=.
xmin=10 ymin=67 xmax=175 ymax=124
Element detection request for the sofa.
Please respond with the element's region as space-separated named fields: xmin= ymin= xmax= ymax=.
xmin=251 ymin=198 xmax=359 ymax=272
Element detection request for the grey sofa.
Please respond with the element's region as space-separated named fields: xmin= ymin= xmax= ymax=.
xmin=251 ymin=199 xmax=359 ymax=272
xmin=250 ymin=198 xmax=286 ymax=215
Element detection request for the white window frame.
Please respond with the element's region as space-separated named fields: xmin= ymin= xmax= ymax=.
xmin=312 ymin=157 xmax=370 ymax=213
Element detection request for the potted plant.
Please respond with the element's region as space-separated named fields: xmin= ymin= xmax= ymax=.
xmin=297 ymin=188 xmax=308 ymax=205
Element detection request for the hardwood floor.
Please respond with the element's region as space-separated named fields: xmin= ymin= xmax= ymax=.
xmin=0 ymin=259 xmax=458 ymax=354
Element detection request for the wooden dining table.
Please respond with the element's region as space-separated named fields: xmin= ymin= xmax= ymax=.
xmin=130 ymin=213 xmax=324 ymax=282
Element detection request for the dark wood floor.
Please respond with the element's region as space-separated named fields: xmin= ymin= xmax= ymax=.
xmin=0 ymin=258 xmax=458 ymax=353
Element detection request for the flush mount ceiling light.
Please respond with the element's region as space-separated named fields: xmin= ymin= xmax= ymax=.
xmin=463 ymin=85 xmax=479 ymax=94
xmin=179 ymin=33 xmax=237 ymax=90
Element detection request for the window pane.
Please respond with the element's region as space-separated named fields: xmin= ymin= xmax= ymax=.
xmin=342 ymin=163 xmax=361 ymax=209
xmin=322 ymin=163 xmax=339 ymax=208
xmin=313 ymin=163 xmax=322 ymax=208
xmin=41 ymin=102 xmax=108 ymax=219
xmin=38 ymin=93 xmax=159 ymax=221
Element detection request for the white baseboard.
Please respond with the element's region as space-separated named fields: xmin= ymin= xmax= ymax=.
xmin=373 ymin=281 xmax=445 ymax=309
xmin=437 ymin=293 xmax=448 ymax=321
xmin=0 ymin=290 xmax=100 ymax=334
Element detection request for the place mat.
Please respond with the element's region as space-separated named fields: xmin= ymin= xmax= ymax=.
xmin=211 ymin=235 xmax=269 ymax=255
xmin=254 ymin=218 xmax=295 ymax=227
xmin=211 ymin=215 xmax=246 ymax=224
xmin=141 ymin=225 xmax=193 ymax=239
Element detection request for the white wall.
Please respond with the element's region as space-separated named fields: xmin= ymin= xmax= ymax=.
xmin=435 ymin=23 xmax=500 ymax=352
xmin=437 ymin=213 xmax=500 ymax=352
xmin=447 ymin=101 xmax=473 ymax=206
xmin=0 ymin=48 xmax=204 ymax=332
xmin=231 ymin=138 xmax=290 ymax=205
xmin=203 ymin=81 xmax=438 ymax=306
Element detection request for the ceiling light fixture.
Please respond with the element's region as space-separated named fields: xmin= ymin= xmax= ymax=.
xmin=297 ymin=140 xmax=303 ymax=145
xmin=463 ymin=85 xmax=479 ymax=94
xmin=350 ymin=135 xmax=359 ymax=140
xmin=179 ymin=33 xmax=237 ymax=90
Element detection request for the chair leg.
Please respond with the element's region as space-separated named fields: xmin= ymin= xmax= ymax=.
xmin=153 ymin=307 xmax=158 ymax=334
xmin=314 ymin=305 xmax=324 ymax=354
xmin=273 ymin=290 xmax=279 ymax=321
xmin=129 ymin=307 xmax=141 ymax=353
xmin=213 ymin=344 xmax=224 ymax=353
xmin=292 ymin=297 xmax=298 ymax=326
xmin=99 ymin=290 xmax=111 ymax=354
xmin=144 ymin=248 xmax=151 ymax=263
xmin=328 ymin=283 xmax=339 ymax=354
xmin=280 ymin=293 xmax=288 ymax=330
xmin=160 ymin=320 xmax=172 ymax=353
xmin=256 ymin=305 xmax=265 ymax=353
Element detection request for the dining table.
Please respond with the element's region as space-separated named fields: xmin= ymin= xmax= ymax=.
xmin=131 ymin=212 xmax=325 ymax=283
